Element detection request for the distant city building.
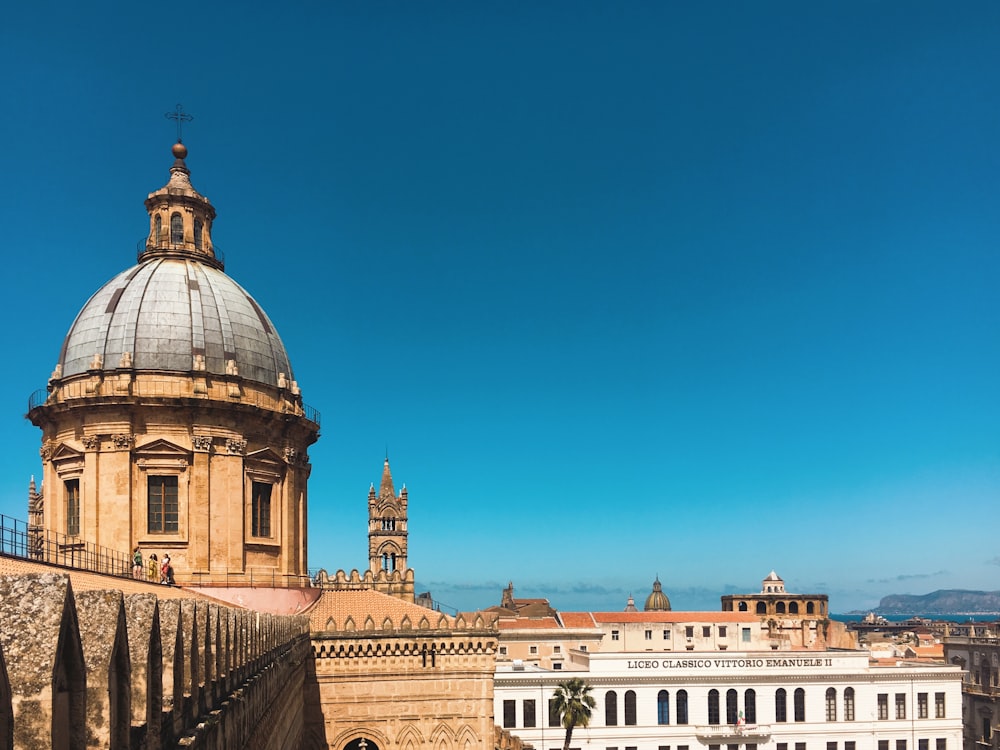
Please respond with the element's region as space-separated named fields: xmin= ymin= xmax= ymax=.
xmin=493 ymin=576 xmax=964 ymax=750
xmin=943 ymin=623 xmax=1000 ymax=749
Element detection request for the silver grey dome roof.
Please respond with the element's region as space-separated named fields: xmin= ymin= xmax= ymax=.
xmin=58 ymin=257 xmax=294 ymax=386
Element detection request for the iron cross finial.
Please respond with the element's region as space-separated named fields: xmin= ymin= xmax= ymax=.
xmin=164 ymin=104 xmax=194 ymax=143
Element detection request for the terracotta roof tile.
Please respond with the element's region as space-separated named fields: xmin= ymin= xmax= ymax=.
xmin=560 ymin=612 xmax=598 ymax=628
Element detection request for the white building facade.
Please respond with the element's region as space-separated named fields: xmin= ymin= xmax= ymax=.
xmin=495 ymin=649 xmax=963 ymax=750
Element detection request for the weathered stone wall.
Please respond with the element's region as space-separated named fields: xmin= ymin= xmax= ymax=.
xmin=307 ymin=616 xmax=499 ymax=750
xmin=0 ymin=572 xmax=309 ymax=750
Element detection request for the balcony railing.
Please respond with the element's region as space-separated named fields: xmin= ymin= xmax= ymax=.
xmin=302 ymin=402 xmax=321 ymax=427
xmin=187 ymin=570 xmax=315 ymax=589
xmin=137 ymin=237 xmax=225 ymax=266
xmin=27 ymin=388 xmax=49 ymax=411
xmin=29 ymin=386 xmax=320 ymax=429
xmin=695 ymin=724 xmax=772 ymax=741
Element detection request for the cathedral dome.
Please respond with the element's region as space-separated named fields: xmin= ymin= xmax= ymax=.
xmin=54 ymin=142 xmax=295 ymax=389
xmin=58 ymin=258 xmax=294 ymax=386
xmin=644 ymin=577 xmax=671 ymax=612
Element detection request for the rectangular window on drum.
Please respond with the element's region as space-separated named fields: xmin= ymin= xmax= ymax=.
xmin=148 ymin=476 xmax=178 ymax=533
xmin=252 ymin=481 xmax=272 ymax=537
xmin=65 ymin=479 xmax=80 ymax=536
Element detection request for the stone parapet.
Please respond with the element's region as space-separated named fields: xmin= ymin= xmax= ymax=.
xmin=0 ymin=573 xmax=309 ymax=749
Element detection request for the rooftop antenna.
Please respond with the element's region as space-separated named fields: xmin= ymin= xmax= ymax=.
xmin=165 ymin=103 xmax=194 ymax=143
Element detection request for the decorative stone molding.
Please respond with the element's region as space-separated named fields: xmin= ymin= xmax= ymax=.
xmin=111 ymin=433 xmax=134 ymax=450
xmin=82 ymin=435 xmax=100 ymax=451
xmin=192 ymin=435 xmax=213 ymax=452
xmin=283 ymin=446 xmax=297 ymax=463
xmin=39 ymin=441 xmax=55 ymax=460
xmin=226 ymin=438 xmax=247 ymax=455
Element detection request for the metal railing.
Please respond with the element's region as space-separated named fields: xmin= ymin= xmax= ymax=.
xmin=0 ymin=513 xmax=133 ymax=579
xmin=136 ymin=237 xmax=225 ymax=266
xmin=30 ymin=387 xmax=319 ymax=428
xmin=188 ymin=570 xmax=314 ymax=589
xmin=302 ymin=402 xmax=321 ymax=427
xmin=28 ymin=388 xmax=49 ymax=411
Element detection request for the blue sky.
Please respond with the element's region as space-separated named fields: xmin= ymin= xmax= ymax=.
xmin=1 ymin=2 xmax=998 ymax=613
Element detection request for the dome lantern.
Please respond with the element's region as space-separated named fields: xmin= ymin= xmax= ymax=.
xmin=141 ymin=141 xmax=221 ymax=269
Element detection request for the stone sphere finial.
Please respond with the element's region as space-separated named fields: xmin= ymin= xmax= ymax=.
xmin=172 ymin=141 xmax=188 ymax=160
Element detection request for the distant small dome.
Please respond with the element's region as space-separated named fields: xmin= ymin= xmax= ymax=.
xmin=644 ymin=577 xmax=671 ymax=612
xmin=624 ymin=594 xmax=637 ymax=613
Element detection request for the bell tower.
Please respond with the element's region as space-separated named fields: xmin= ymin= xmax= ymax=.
xmin=368 ymin=458 xmax=408 ymax=574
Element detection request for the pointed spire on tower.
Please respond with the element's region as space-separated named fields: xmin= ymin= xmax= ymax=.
xmin=379 ymin=458 xmax=395 ymax=500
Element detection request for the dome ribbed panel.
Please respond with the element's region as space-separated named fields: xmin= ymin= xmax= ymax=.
xmin=58 ymin=258 xmax=294 ymax=386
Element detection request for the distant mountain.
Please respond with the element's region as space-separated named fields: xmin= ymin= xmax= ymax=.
xmin=877 ymin=589 xmax=1000 ymax=615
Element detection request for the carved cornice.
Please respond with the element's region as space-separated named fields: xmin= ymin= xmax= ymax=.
xmin=82 ymin=435 xmax=99 ymax=451
xmin=226 ymin=437 xmax=247 ymax=455
xmin=192 ymin=435 xmax=213 ymax=452
xmin=39 ymin=441 xmax=55 ymax=460
xmin=111 ymin=433 xmax=134 ymax=450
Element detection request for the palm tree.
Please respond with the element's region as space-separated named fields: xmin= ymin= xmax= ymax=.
xmin=551 ymin=678 xmax=596 ymax=750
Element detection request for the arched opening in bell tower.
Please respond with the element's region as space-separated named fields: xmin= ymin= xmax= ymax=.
xmin=345 ymin=737 xmax=381 ymax=750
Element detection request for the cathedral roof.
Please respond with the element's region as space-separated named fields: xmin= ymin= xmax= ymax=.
xmin=55 ymin=143 xmax=296 ymax=389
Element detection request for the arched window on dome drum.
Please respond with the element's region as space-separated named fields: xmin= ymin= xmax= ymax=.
xmin=776 ymin=601 xmax=786 ymax=614
xmin=707 ymin=689 xmax=720 ymax=725
xmin=605 ymin=691 xmax=617 ymax=726
xmin=826 ymin=688 xmax=837 ymax=721
xmin=657 ymin=690 xmax=669 ymax=725
xmin=726 ymin=689 xmax=738 ymax=724
xmin=738 ymin=601 xmax=748 ymax=611
xmin=789 ymin=601 xmax=799 ymax=614
xmin=744 ymin=689 xmax=756 ymax=723
xmin=624 ymin=691 xmax=636 ymax=725
xmin=194 ymin=219 xmax=203 ymax=249
xmin=756 ymin=601 xmax=767 ymax=615
xmin=676 ymin=690 xmax=688 ymax=725
xmin=807 ymin=601 xmax=816 ymax=614
xmin=155 ymin=214 xmax=162 ymax=241
xmin=170 ymin=212 xmax=183 ymax=244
